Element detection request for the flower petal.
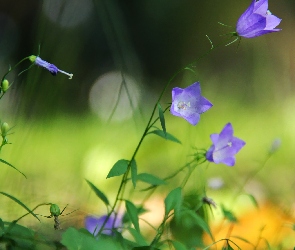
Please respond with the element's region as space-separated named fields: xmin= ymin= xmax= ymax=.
xmin=253 ymin=0 xmax=268 ymax=15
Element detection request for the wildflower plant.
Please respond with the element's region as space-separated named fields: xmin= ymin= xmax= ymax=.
xmin=0 ymin=1 xmax=289 ymax=250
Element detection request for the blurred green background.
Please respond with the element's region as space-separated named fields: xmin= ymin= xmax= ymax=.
xmin=0 ymin=0 xmax=294 ymax=243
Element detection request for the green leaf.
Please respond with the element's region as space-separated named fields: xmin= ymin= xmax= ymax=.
xmin=61 ymin=227 xmax=120 ymax=250
xmin=2 ymin=221 xmax=36 ymax=249
xmin=245 ymin=193 xmax=259 ymax=208
xmin=164 ymin=187 xmax=182 ymax=216
xmin=186 ymin=210 xmax=213 ymax=240
xmin=126 ymin=200 xmax=140 ymax=233
xmin=85 ymin=179 xmax=109 ymax=207
xmin=158 ymin=103 xmax=166 ymax=136
xmin=128 ymin=228 xmax=147 ymax=246
xmin=0 ymin=192 xmax=39 ymax=222
xmin=0 ymin=158 xmax=26 ymax=178
xmin=130 ymin=159 xmax=137 ymax=188
xmin=221 ymin=205 xmax=237 ymax=222
xmin=150 ymin=130 xmax=181 ymax=144
xmin=137 ymin=173 xmax=166 ymax=186
xmin=171 ymin=240 xmax=188 ymax=250
xmin=222 ymin=242 xmax=234 ymax=250
xmin=107 ymin=159 xmax=129 ymax=178
xmin=133 ymin=247 xmax=160 ymax=250
xmin=123 ymin=206 xmax=147 ymax=224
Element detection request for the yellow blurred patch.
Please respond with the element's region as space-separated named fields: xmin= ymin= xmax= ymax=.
xmin=204 ymin=203 xmax=295 ymax=249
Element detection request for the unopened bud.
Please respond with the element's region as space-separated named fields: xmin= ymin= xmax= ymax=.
xmin=1 ymin=122 xmax=9 ymax=136
xmin=29 ymin=55 xmax=37 ymax=63
xmin=1 ymin=79 xmax=9 ymax=93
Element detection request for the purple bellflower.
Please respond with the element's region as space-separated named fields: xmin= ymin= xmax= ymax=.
xmin=29 ymin=55 xmax=73 ymax=79
xmin=206 ymin=123 xmax=245 ymax=166
xmin=236 ymin=0 xmax=281 ymax=38
xmin=170 ymin=82 xmax=213 ymax=126
xmin=85 ymin=214 xmax=122 ymax=236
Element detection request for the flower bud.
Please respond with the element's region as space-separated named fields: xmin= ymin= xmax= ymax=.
xmin=1 ymin=79 xmax=9 ymax=93
xmin=50 ymin=204 xmax=61 ymax=216
xmin=1 ymin=122 xmax=9 ymax=136
xmin=29 ymin=55 xmax=37 ymax=63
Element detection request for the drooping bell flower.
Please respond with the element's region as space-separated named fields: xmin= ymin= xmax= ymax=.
xmin=236 ymin=0 xmax=281 ymax=38
xmin=29 ymin=55 xmax=73 ymax=79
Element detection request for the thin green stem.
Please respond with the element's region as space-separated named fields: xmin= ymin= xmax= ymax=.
xmin=0 ymin=56 xmax=32 ymax=100
xmin=99 ymin=35 xmax=236 ymax=235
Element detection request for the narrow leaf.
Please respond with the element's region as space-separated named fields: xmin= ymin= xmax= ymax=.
xmin=128 ymin=228 xmax=147 ymax=246
xmin=187 ymin=210 xmax=213 ymax=240
xmin=164 ymin=187 xmax=182 ymax=216
xmin=221 ymin=205 xmax=237 ymax=222
xmin=126 ymin=200 xmax=140 ymax=233
xmin=85 ymin=179 xmax=109 ymax=207
xmin=0 ymin=159 xmax=26 ymax=178
xmin=222 ymin=242 xmax=234 ymax=250
xmin=158 ymin=103 xmax=166 ymax=136
xmin=107 ymin=159 xmax=129 ymax=178
xmin=130 ymin=159 xmax=137 ymax=188
xmin=245 ymin=193 xmax=259 ymax=208
xmin=171 ymin=241 xmax=188 ymax=250
xmin=137 ymin=173 xmax=166 ymax=186
xmin=0 ymin=192 xmax=39 ymax=221
xmin=150 ymin=130 xmax=181 ymax=144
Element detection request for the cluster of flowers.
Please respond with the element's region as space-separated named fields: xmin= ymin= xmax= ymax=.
xmin=83 ymin=0 xmax=281 ymax=237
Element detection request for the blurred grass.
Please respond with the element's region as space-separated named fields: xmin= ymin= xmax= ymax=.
xmin=0 ymin=90 xmax=294 ymax=214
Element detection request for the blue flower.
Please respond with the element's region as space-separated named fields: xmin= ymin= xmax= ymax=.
xmin=206 ymin=123 xmax=245 ymax=166
xmin=236 ymin=0 xmax=281 ymax=38
xmin=170 ymin=82 xmax=213 ymax=126
xmin=29 ymin=55 xmax=73 ymax=79
xmin=85 ymin=214 xmax=122 ymax=236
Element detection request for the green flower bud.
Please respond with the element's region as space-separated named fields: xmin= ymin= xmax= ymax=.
xmin=50 ymin=204 xmax=61 ymax=216
xmin=1 ymin=122 xmax=9 ymax=136
xmin=1 ymin=79 xmax=9 ymax=93
xmin=29 ymin=55 xmax=37 ymax=63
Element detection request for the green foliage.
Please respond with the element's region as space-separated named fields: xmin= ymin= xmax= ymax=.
xmin=245 ymin=193 xmax=259 ymax=208
xmin=170 ymin=192 xmax=213 ymax=248
xmin=125 ymin=200 xmax=140 ymax=233
xmin=85 ymin=179 xmax=109 ymax=207
xmin=158 ymin=103 xmax=166 ymax=137
xmin=149 ymin=129 xmax=181 ymax=144
xmin=222 ymin=242 xmax=235 ymax=250
xmin=0 ymin=192 xmax=39 ymax=222
xmin=164 ymin=187 xmax=182 ymax=217
xmin=137 ymin=173 xmax=166 ymax=186
xmin=171 ymin=240 xmax=189 ymax=250
xmin=131 ymin=159 xmax=137 ymax=188
xmin=107 ymin=159 xmax=129 ymax=178
xmin=127 ymin=227 xmax=147 ymax=246
xmin=61 ymin=227 xmax=121 ymax=250
xmin=221 ymin=205 xmax=238 ymax=222
xmin=0 ymin=159 xmax=26 ymax=178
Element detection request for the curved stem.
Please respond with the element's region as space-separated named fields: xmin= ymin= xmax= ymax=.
xmin=0 ymin=56 xmax=32 ymax=100
xmin=99 ymin=35 xmax=235 ymax=235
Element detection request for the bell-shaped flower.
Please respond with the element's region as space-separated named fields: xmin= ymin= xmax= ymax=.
xmin=236 ymin=0 xmax=281 ymax=38
xmin=206 ymin=123 xmax=245 ymax=166
xmin=29 ymin=55 xmax=73 ymax=79
xmin=85 ymin=214 xmax=122 ymax=236
xmin=170 ymin=82 xmax=213 ymax=126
